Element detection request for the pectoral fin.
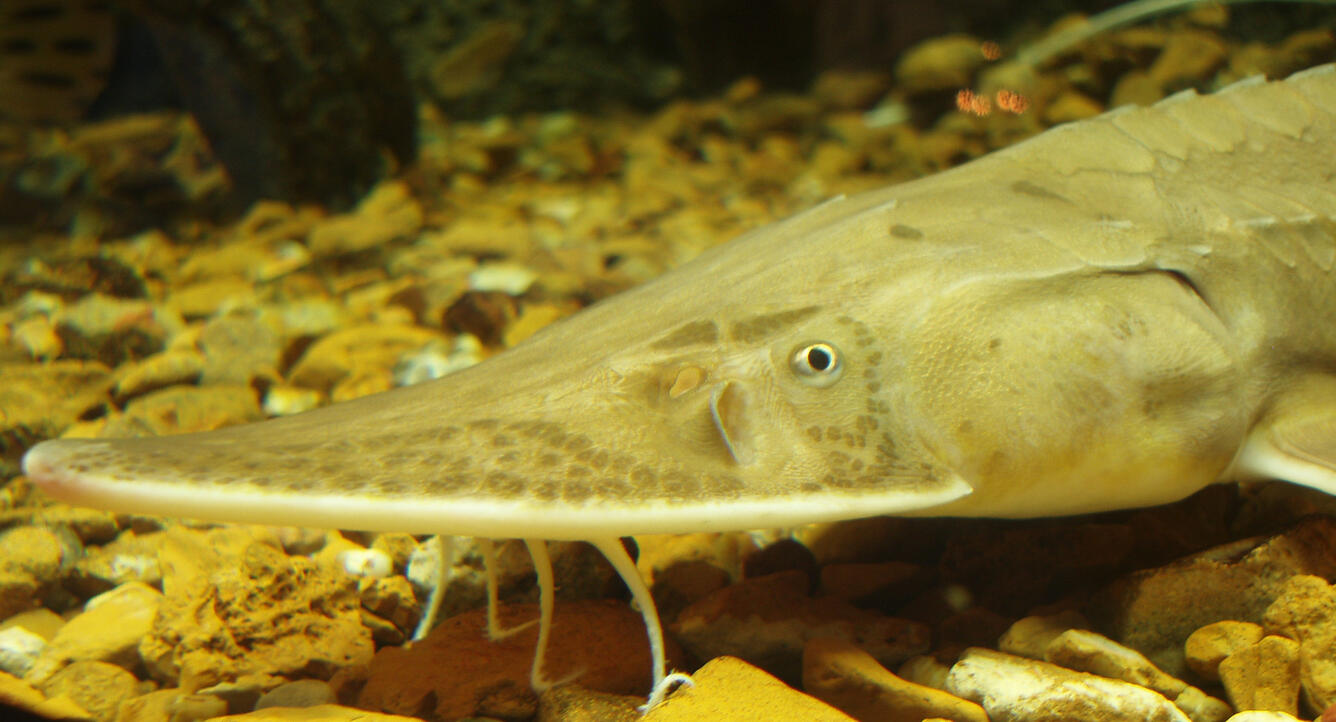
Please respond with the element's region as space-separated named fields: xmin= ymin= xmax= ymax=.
xmin=1231 ymin=376 xmax=1336 ymax=495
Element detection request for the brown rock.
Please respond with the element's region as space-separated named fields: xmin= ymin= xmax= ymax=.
xmin=358 ymin=576 xmax=420 ymax=637
xmin=1186 ymin=621 xmax=1265 ymax=682
xmin=358 ymin=599 xmax=682 ymax=721
xmin=671 ymin=570 xmax=930 ymax=685
xmin=819 ymin=561 xmax=921 ymax=604
xmin=1218 ymin=635 xmax=1301 ymax=716
xmin=38 ymin=660 xmax=137 ymax=722
xmin=1263 ymin=575 xmax=1336 ymax=711
xmin=643 ymin=656 xmax=854 ymax=722
xmin=1087 ymin=517 xmax=1336 ymax=678
xmin=803 ymin=636 xmax=987 ymax=722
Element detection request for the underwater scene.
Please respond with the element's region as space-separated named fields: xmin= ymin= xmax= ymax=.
xmin=2 ymin=1 xmax=1336 ymax=720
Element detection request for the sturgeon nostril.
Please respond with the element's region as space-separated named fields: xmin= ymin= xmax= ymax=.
xmin=669 ymin=366 xmax=706 ymax=398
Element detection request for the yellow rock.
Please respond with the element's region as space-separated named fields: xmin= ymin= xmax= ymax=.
xmin=1185 ymin=620 xmax=1264 ymax=681
xmin=1218 ymin=635 xmax=1301 ymax=716
xmin=503 ymin=304 xmax=569 ymax=347
xmin=643 ymin=656 xmax=853 ymax=722
xmin=0 ymin=670 xmax=90 ymax=720
xmin=288 ymin=325 xmax=444 ymax=392
xmin=23 ymin=582 xmax=162 ymax=686
xmin=204 ymin=703 xmax=422 ymax=722
xmin=803 ymin=637 xmax=987 ymax=722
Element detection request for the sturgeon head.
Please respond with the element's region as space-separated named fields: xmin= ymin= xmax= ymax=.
xmin=23 ymin=189 xmax=982 ymax=540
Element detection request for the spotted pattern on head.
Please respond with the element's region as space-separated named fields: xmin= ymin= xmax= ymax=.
xmin=890 ymin=224 xmax=924 ymax=240
xmin=800 ymin=316 xmax=943 ymax=494
xmin=1011 ymin=180 xmax=1071 ymax=203
xmin=72 ymin=416 xmax=750 ymax=507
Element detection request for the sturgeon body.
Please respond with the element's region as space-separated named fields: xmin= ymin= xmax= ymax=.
xmin=22 ymin=65 xmax=1336 ymax=540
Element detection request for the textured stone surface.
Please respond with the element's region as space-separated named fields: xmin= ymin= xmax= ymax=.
xmin=1263 ymin=575 xmax=1336 ymax=712
xmin=0 ymin=526 xmax=66 ymax=620
xmin=1088 ymin=517 xmax=1336 ymax=678
xmin=1218 ymin=635 xmax=1301 ymax=716
xmin=38 ymin=660 xmax=137 ymax=722
xmin=946 ymin=647 xmax=1191 ymax=722
xmin=643 ymin=656 xmax=854 ymax=722
xmin=1044 ymin=628 xmax=1187 ymax=699
xmin=0 ymin=669 xmax=90 ymax=721
xmin=1187 ymin=621 xmax=1266 ymax=682
xmin=139 ymin=527 xmax=372 ymax=693
xmin=536 ymin=684 xmax=642 ymax=722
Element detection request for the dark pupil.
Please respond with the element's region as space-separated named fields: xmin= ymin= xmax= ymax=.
xmin=807 ymin=347 xmax=832 ymax=371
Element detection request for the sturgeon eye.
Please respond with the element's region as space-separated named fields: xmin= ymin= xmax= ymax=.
xmin=790 ymin=342 xmax=843 ymax=387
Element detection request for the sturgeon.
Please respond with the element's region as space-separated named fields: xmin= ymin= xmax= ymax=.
xmin=21 ymin=64 xmax=1336 ymax=694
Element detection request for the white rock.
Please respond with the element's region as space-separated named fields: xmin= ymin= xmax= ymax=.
xmin=0 ymin=626 xmax=46 ymax=677
xmin=1224 ymin=712 xmax=1303 ymax=721
xmin=946 ymin=647 xmax=1191 ymax=722
xmin=468 ymin=264 xmax=537 ymax=295
xmin=406 ymin=536 xmax=443 ymax=593
xmin=263 ymin=385 xmax=322 ymax=416
xmin=338 ymin=549 xmax=393 ymax=579
xmin=1044 ymin=628 xmax=1187 ymax=698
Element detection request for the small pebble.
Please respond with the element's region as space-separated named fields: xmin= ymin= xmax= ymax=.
xmin=0 ymin=626 xmax=46 ymax=677
xmin=1186 ymin=621 xmax=1265 ymax=682
xmin=263 ymin=385 xmax=323 ymax=416
xmin=254 ymin=679 xmax=337 ymax=709
xmin=338 ymin=549 xmax=393 ymax=579
xmin=1218 ymin=635 xmax=1301 ymax=716
xmin=468 ymin=263 xmax=538 ymax=295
